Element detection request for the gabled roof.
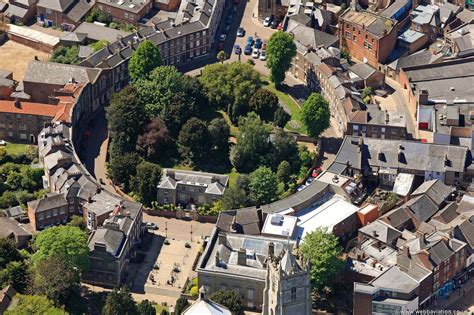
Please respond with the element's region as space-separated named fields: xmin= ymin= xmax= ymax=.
xmin=348 ymin=62 xmax=377 ymax=80
xmin=359 ymin=220 xmax=402 ymax=244
xmin=371 ymin=266 xmax=418 ymax=293
xmin=24 ymin=61 xmax=101 ymax=85
xmin=89 ymin=227 xmax=125 ymax=257
xmin=412 ymin=179 xmax=453 ymax=207
xmin=27 ymin=194 xmax=68 ymax=213
xmin=38 ymin=0 xmax=74 ymax=12
xmin=427 ymin=240 xmax=452 ymax=265
xmin=405 ymin=194 xmax=438 ymax=223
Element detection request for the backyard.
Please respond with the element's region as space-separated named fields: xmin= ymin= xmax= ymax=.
xmin=0 ymin=40 xmax=49 ymax=80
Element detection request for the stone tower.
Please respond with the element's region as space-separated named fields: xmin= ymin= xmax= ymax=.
xmin=262 ymin=243 xmax=312 ymax=315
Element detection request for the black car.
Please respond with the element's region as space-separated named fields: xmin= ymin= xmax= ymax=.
xmin=223 ymin=24 xmax=231 ymax=34
xmin=270 ymin=20 xmax=279 ymax=29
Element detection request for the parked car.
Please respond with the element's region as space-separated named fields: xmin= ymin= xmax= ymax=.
xmin=244 ymin=44 xmax=252 ymax=55
xmin=146 ymin=222 xmax=158 ymax=230
xmin=271 ymin=20 xmax=279 ymax=29
xmin=259 ymin=51 xmax=266 ymax=61
xmin=277 ymin=22 xmax=283 ymax=30
xmin=217 ymin=41 xmax=225 ymax=50
xmin=297 ymin=185 xmax=306 ymax=192
xmin=252 ymin=48 xmax=259 ymax=58
xmin=237 ymin=27 xmax=245 ymax=37
xmin=232 ymin=5 xmax=238 ymax=13
xmin=247 ymin=36 xmax=254 ymax=46
xmin=234 ymin=44 xmax=241 ymax=54
xmin=262 ymin=41 xmax=267 ymax=50
xmin=263 ymin=16 xmax=273 ymax=27
xmin=223 ymin=24 xmax=231 ymax=34
xmin=219 ymin=34 xmax=227 ymax=41
xmin=305 ymin=177 xmax=313 ymax=186
xmin=0 ymin=140 xmax=6 ymax=146
xmin=254 ymin=37 xmax=262 ymax=49
xmin=226 ymin=14 xmax=233 ymax=25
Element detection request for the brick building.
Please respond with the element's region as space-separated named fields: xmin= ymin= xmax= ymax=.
xmin=339 ymin=9 xmax=398 ymax=67
xmin=95 ymin=0 xmax=153 ymax=25
xmin=37 ymin=0 xmax=94 ymax=29
xmin=27 ymin=193 xmax=69 ymax=230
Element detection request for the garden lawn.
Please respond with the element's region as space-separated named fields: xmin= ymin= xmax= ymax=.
xmin=262 ymin=79 xmax=306 ymax=135
xmin=227 ymin=168 xmax=239 ymax=190
xmin=217 ymin=110 xmax=239 ymax=137
xmin=4 ymin=143 xmax=33 ymax=155
xmin=155 ymin=304 xmax=169 ymax=314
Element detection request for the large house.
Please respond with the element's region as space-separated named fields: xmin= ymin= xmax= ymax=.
xmin=157 ymin=169 xmax=229 ymax=206
xmin=37 ymin=0 xmax=95 ymax=29
xmin=95 ymin=0 xmax=152 ymax=25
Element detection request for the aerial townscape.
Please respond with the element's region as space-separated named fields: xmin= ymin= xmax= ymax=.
xmin=1 ymin=0 xmax=474 ymax=312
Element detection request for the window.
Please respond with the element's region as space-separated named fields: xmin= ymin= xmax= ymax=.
xmin=352 ymin=35 xmax=356 ymax=41
xmin=203 ymin=30 xmax=206 ymax=36
xmin=196 ymin=32 xmax=201 ymax=38
xmin=455 ymin=172 xmax=460 ymax=178
xmin=345 ymin=31 xmax=351 ymax=39
xmin=364 ymin=41 xmax=372 ymax=50
xmin=46 ymin=8 xmax=52 ymax=14
xmin=8 ymin=131 xmax=13 ymax=137
xmin=353 ymin=125 xmax=359 ymax=131
xmin=381 ymin=127 xmax=386 ymax=133
xmin=20 ymin=133 xmax=27 ymax=140
xmin=124 ymin=12 xmax=128 ymax=18
xmin=196 ymin=40 xmax=200 ymax=46
xmin=291 ymin=287 xmax=297 ymax=300
xmin=247 ymin=288 xmax=254 ymax=300
xmin=19 ymin=123 xmax=27 ymax=130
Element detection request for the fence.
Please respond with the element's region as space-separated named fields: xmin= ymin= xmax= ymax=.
xmin=144 ymin=208 xmax=218 ymax=224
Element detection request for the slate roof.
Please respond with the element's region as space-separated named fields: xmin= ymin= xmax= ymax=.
xmin=65 ymin=0 xmax=95 ymax=22
xmin=433 ymin=202 xmax=458 ymax=224
xmin=387 ymin=49 xmax=442 ymax=71
xmin=0 ymin=217 xmax=31 ymax=240
xmin=158 ymin=169 xmax=228 ymax=195
xmin=287 ymin=20 xmax=338 ymax=49
xmin=24 ymin=61 xmax=101 ymax=85
xmin=359 ymin=220 xmax=402 ymax=244
xmin=348 ymin=62 xmax=378 ymax=80
xmin=371 ymin=266 xmax=418 ymax=293
xmin=455 ymin=216 xmax=474 ymax=250
xmin=27 ymin=194 xmax=68 ymax=213
xmin=216 ymin=208 xmax=263 ymax=235
xmin=38 ymin=0 xmax=74 ymax=12
xmin=405 ymin=194 xmax=438 ymax=223
xmin=412 ymin=179 xmax=453 ymax=207
xmin=381 ymin=206 xmax=411 ymax=229
xmin=88 ymin=227 xmax=125 ymax=256
xmin=75 ymin=22 xmax=132 ymax=42
xmin=427 ymin=240 xmax=452 ymax=265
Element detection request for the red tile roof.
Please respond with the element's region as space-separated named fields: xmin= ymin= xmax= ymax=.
xmin=0 ymin=100 xmax=64 ymax=117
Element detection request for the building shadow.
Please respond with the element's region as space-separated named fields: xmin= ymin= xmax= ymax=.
xmin=79 ymin=108 xmax=108 ymax=178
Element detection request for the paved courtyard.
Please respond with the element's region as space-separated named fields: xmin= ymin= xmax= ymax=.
xmin=0 ymin=40 xmax=49 ymax=80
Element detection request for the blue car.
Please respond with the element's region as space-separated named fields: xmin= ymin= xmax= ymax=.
xmin=226 ymin=14 xmax=233 ymax=25
xmin=254 ymin=38 xmax=262 ymax=49
xmin=234 ymin=44 xmax=241 ymax=55
xmin=247 ymin=36 xmax=253 ymax=46
xmin=244 ymin=44 xmax=252 ymax=55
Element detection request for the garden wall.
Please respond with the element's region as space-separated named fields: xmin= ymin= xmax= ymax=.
xmin=144 ymin=208 xmax=217 ymax=224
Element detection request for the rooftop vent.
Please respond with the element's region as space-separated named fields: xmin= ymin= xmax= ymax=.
xmin=271 ymin=214 xmax=284 ymax=225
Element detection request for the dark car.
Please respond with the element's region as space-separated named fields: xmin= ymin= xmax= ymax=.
xmin=247 ymin=36 xmax=253 ymax=46
xmin=223 ymin=24 xmax=231 ymax=34
xmin=217 ymin=42 xmax=225 ymax=51
xmin=254 ymin=38 xmax=262 ymax=49
xmin=244 ymin=44 xmax=252 ymax=55
xmin=226 ymin=14 xmax=233 ymax=25
xmin=237 ymin=27 xmax=245 ymax=37
xmin=271 ymin=20 xmax=279 ymax=29
xmin=234 ymin=44 xmax=241 ymax=54
xmin=232 ymin=5 xmax=238 ymax=13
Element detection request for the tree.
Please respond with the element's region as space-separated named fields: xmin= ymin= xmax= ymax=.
xmin=131 ymin=161 xmax=162 ymax=206
xmin=32 ymin=226 xmax=89 ymax=275
xmin=362 ymin=86 xmax=373 ymax=104
xmin=0 ymin=238 xmax=21 ymax=269
xmin=67 ymin=215 xmax=86 ymax=230
xmin=86 ymin=7 xmax=112 ymax=24
xmin=300 ymin=93 xmax=330 ymax=138
xmin=137 ymin=299 xmax=156 ymax=315
xmin=210 ymin=290 xmax=244 ymax=315
xmin=108 ymin=152 xmax=141 ymax=190
xmin=135 ymin=66 xmax=186 ymax=118
xmin=230 ymin=113 xmax=272 ymax=173
xmin=276 ymin=160 xmax=292 ymax=185
xmin=50 ymin=46 xmax=79 ymax=65
xmin=136 ymin=118 xmax=172 ymax=160
xmin=103 ymin=287 xmax=138 ymax=315
xmin=177 ymin=118 xmax=212 ymax=166
xmin=249 ymin=88 xmax=279 ymax=122
xmin=249 ymin=166 xmax=278 ymax=206
xmin=266 ymin=32 xmax=297 ymax=87
xmin=89 ymin=39 xmax=110 ymax=52
xmin=217 ymin=51 xmax=227 ymax=64
xmin=199 ymin=62 xmax=261 ymax=122
xmin=128 ymin=40 xmax=162 ymax=81
xmin=207 ymin=118 xmax=230 ymax=166
xmin=174 ymin=297 xmax=189 ymax=315
xmin=5 ymin=294 xmax=65 ymax=315
xmin=272 ymin=129 xmax=299 ymax=171
xmin=221 ymin=185 xmax=249 ymax=210
xmin=107 ymin=86 xmax=147 ymax=157
xmin=31 ymin=255 xmax=79 ymax=305
xmin=300 ymin=228 xmax=345 ymax=293
xmin=0 ymin=261 xmax=30 ymax=293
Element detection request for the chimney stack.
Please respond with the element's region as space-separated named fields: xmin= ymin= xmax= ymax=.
xmin=215 ymin=251 xmax=220 ymax=266
xmin=218 ymin=233 xmax=227 ymax=246
xmin=402 ymin=245 xmax=410 ymax=258
xmin=237 ymin=248 xmax=246 ymax=266
xmin=231 ymin=216 xmax=237 ymax=232
xmin=268 ymin=242 xmax=275 ymax=257
xmin=14 ymin=98 xmax=20 ymax=108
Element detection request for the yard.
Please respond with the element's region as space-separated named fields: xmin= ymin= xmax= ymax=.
xmin=0 ymin=40 xmax=50 ymax=80
xmin=3 ymin=143 xmax=34 ymax=156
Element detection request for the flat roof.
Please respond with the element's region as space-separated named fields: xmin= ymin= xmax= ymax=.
xmin=295 ymin=195 xmax=359 ymax=239
xmin=261 ymin=213 xmax=298 ymax=238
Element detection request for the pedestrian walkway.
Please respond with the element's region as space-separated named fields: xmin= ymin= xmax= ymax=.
xmin=427 ymin=278 xmax=474 ymax=311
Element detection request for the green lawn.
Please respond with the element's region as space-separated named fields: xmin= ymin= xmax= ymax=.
xmin=261 ymin=78 xmax=306 ymax=135
xmin=227 ymin=168 xmax=239 ymax=190
xmin=4 ymin=143 xmax=34 ymax=156
xmin=155 ymin=304 xmax=169 ymax=314
xmin=217 ymin=110 xmax=239 ymax=137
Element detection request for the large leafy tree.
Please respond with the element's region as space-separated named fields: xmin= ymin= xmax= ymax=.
xmin=130 ymin=161 xmax=162 ymax=206
xmin=210 ymin=290 xmax=244 ymax=315
xmin=0 ymin=238 xmax=22 ymax=269
xmin=300 ymin=228 xmax=345 ymax=293
xmin=137 ymin=299 xmax=156 ymax=315
xmin=128 ymin=40 xmax=162 ymax=81
xmin=0 ymin=260 xmax=30 ymax=293
xmin=249 ymin=88 xmax=279 ymax=122
xmin=32 ymin=226 xmax=89 ymax=275
xmin=221 ymin=185 xmax=250 ymax=210
xmin=230 ymin=113 xmax=272 ymax=173
xmin=107 ymin=86 xmax=147 ymax=157
xmin=174 ymin=297 xmax=189 ymax=315
xmin=273 ymin=107 xmax=291 ymax=128
xmin=136 ymin=118 xmax=172 ymax=161
xmin=249 ymin=166 xmax=279 ymax=206
xmin=272 ymin=129 xmax=300 ymax=171
xmin=50 ymin=45 xmax=79 ymax=65
xmin=31 ymin=255 xmax=78 ymax=305
xmin=276 ymin=160 xmax=292 ymax=185
xmin=208 ymin=118 xmax=230 ymax=167
xmin=103 ymin=287 xmax=138 ymax=315
xmin=177 ymin=118 xmax=212 ymax=166
xmin=108 ymin=152 xmax=141 ymax=190
xmin=266 ymin=32 xmax=297 ymax=87
xmin=199 ymin=62 xmax=261 ymax=123
xmin=5 ymin=294 xmax=65 ymax=315
xmin=300 ymin=93 xmax=330 ymax=138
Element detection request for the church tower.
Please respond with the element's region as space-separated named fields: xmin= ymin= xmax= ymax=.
xmin=262 ymin=243 xmax=312 ymax=315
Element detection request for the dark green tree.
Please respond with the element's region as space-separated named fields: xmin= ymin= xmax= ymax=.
xmin=108 ymin=152 xmax=141 ymax=190
xmin=300 ymin=93 xmax=330 ymax=138
xmin=208 ymin=118 xmax=230 ymax=166
xmin=128 ymin=40 xmax=162 ymax=81
xmin=136 ymin=117 xmax=172 ymax=161
xmin=273 ymin=107 xmax=291 ymax=128
xmin=249 ymin=88 xmax=279 ymax=122
xmin=276 ymin=160 xmax=292 ymax=186
xmin=272 ymin=129 xmax=300 ymax=171
xmin=229 ymin=113 xmax=272 ymax=173
xmin=50 ymin=46 xmax=79 ymax=65
xmin=209 ymin=290 xmax=244 ymax=315
xmin=130 ymin=161 xmax=162 ymax=206
xmin=266 ymin=32 xmax=297 ymax=87
xmin=177 ymin=118 xmax=212 ymax=166
xmin=0 ymin=261 xmax=30 ymax=293
xmin=103 ymin=287 xmax=138 ymax=315
xmin=249 ymin=166 xmax=279 ymax=206
xmin=174 ymin=297 xmax=189 ymax=315
xmin=4 ymin=294 xmax=64 ymax=315
xmin=221 ymin=185 xmax=250 ymax=210
xmin=67 ymin=215 xmax=86 ymax=230
xmin=0 ymin=238 xmax=22 ymax=269
xmin=300 ymin=227 xmax=345 ymax=293
xmin=137 ymin=299 xmax=156 ymax=315
xmin=32 ymin=225 xmax=89 ymax=275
